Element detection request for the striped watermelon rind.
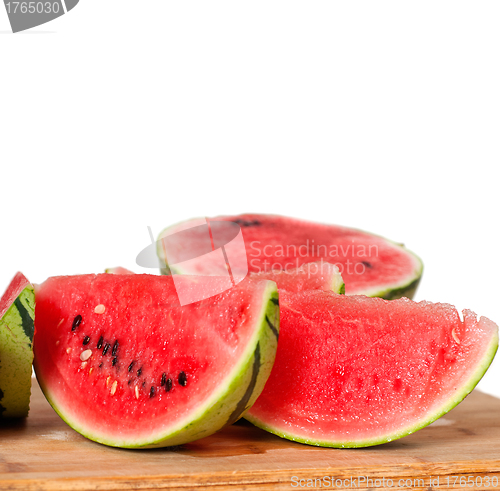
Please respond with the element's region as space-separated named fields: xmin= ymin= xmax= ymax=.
xmin=0 ymin=273 xmax=35 ymax=418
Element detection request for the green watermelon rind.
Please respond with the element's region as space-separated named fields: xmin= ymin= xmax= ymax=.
xmin=36 ymin=281 xmax=280 ymax=449
xmin=331 ymin=271 xmax=345 ymax=295
xmin=156 ymin=217 xmax=423 ymax=300
xmin=0 ymin=283 xmax=35 ymax=418
xmin=244 ymin=325 xmax=499 ymax=448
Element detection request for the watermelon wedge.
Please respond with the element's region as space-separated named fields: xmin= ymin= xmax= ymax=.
xmin=244 ymin=291 xmax=498 ymax=447
xmin=157 ymin=214 xmax=423 ymax=299
xmin=33 ymin=274 xmax=279 ymax=448
xmin=0 ymin=272 xmax=35 ymax=418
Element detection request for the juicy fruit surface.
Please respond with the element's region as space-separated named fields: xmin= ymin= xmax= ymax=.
xmin=0 ymin=272 xmax=35 ymax=418
xmin=34 ymin=274 xmax=279 ymax=448
xmin=158 ymin=214 xmax=423 ymax=298
xmin=245 ymin=291 xmax=499 ymax=447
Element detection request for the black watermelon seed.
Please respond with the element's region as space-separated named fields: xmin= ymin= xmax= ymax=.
xmin=102 ymin=343 xmax=110 ymax=355
xmin=361 ymin=261 xmax=373 ymax=268
xmin=128 ymin=379 xmax=133 ymax=385
xmin=165 ymin=378 xmax=172 ymax=392
xmin=161 ymin=373 xmax=166 ymax=386
xmin=98 ymin=363 xmax=103 ymax=368
xmin=83 ymin=336 xmax=90 ymax=346
xmin=235 ymin=219 xmax=261 ymax=227
xmin=112 ymin=341 xmax=119 ymax=357
xmin=128 ymin=361 xmax=134 ymax=372
xmin=71 ymin=315 xmax=82 ymax=331
xmin=97 ymin=336 xmax=103 ymax=349
xmin=142 ymin=381 xmax=146 ymax=388
xmin=137 ymin=367 xmax=142 ymax=377
xmin=150 ymin=386 xmax=155 ymax=398
xmin=112 ymin=357 xmax=118 ymax=367
xmin=178 ymin=371 xmax=187 ymax=387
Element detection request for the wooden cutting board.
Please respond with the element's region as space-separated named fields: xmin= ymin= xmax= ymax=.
xmin=0 ymin=380 xmax=499 ymax=491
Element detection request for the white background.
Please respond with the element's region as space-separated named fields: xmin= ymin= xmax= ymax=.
xmin=1 ymin=2 xmax=499 ymax=400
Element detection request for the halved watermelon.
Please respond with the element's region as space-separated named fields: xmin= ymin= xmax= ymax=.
xmin=244 ymin=291 xmax=498 ymax=447
xmin=0 ymin=272 xmax=35 ymax=418
xmin=157 ymin=214 xmax=423 ymax=299
xmin=33 ymin=274 xmax=279 ymax=448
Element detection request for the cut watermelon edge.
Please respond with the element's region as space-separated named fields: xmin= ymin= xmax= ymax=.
xmin=350 ymin=240 xmax=423 ymax=299
xmin=366 ymin=275 xmax=422 ymax=300
xmin=245 ymin=317 xmax=499 ymax=448
xmin=35 ymin=280 xmax=280 ymax=448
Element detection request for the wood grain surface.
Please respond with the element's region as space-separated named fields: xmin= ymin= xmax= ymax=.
xmin=0 ymin=380 xmax=498 ymax=491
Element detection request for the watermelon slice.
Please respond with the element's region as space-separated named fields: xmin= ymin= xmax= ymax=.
xmin=0 ymin=272 xmax=35 ymax=418
xmin=157 ymin=214 xmax=423 ymax=299
xmin=244 ymin=291 xmax=499 ymax=447
xmin=33 ymin=274 xmax=279 ymax=448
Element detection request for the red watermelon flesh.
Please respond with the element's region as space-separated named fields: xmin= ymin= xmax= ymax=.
xmin=34 ymin=274 xmax=279 ymax=448
xmin=245 ymin=291 xmax=498 ymax=447
xmin=157 ymin=214 xmax=423 ymax=299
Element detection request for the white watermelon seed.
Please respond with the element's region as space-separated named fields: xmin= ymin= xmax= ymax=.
xmin=56 ymin=340 xmax=60 ymax=346
xmin=80 ymin=361 xmax=88 ymax=369
xmin=110 ymin=381 xmax=118 ymax=395
xmin=89 ymin=367 xmax=94 ymax=375
xmin=135 ymin=385 xmax=139 ymax=399
xmin=106 ymin=376 xmax=111 ymax=386
xmin=451 ymin=328 xmax=461 ymax=344
xmin=66 ymin=347 xmax=71 ymax=354
xmin=94 ymin=304 xmax=106 ymax=314
xmin=57 ymin=318 xmax=65 ymax=328
xmin=80 ymin=349 xmax=92 ymax=361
